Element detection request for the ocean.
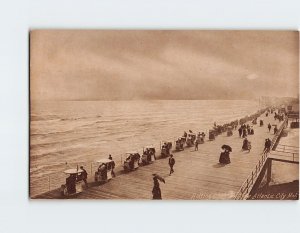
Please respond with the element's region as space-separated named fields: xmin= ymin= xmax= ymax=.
xmin=30 ymin=100 xmax=259 ymax=180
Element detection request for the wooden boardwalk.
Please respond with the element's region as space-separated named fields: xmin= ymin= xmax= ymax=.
xmin=270 ymin=127 xmax=299 ymax=163
xmin=35 ymin=114 xmax=284 ymax=200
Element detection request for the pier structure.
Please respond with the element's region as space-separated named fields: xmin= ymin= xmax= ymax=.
xmin=33 ymin=112 xmax=297 ymax=200
xmin=235 ymin=116 xmax=299 ymax=199
xmin=246 ymin=122 xmax=299 ymax=200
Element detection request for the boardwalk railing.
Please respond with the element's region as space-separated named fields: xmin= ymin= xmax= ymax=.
xmin=276 ymin=144 xmax=299 ymax=154
xmin=234 ymin=117 xmax=288 ymax=200
xmin=269 ymin=151 xmax=299 ymax=163
xmin=270 ymin=143 xmax=299 ymax=163
xmin=30 ymin=161 xmax=96 ymax=197
xmin=30 ymin=137 xmax=175 ymax=197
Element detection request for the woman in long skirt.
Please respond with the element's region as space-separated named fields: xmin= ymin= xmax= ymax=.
xmin=152 ymin=177 xmax=162 ymax=199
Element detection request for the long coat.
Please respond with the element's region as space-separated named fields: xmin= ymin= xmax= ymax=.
xmin=152 ymin=178 xmax=162 ymax=199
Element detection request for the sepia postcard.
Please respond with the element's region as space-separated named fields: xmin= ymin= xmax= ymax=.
xmin=30 ymin=30 xmax=299 ymax=200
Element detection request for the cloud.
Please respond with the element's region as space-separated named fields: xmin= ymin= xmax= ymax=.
xmin=30 ymin=30 xmax=299 ymax=100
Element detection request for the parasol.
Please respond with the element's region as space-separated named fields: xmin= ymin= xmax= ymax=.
xmin=152 ymin=174 xmax=165 ymax=183
xmin=221 ymin=145 xmax=232 ymax=152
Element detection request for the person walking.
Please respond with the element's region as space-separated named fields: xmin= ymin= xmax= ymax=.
xmin=80 ymin=166 xmax=88 ymax=188
xmin=274 ymin=125 xmax=278 ymax=135
xmin=260 ymin=119 xmax=264 ymax=127
xmin=267 ymin=138 xmax=272 ymax=151
xmin=108 ymin=154 xmax=116 ymax=177
xmin=238 ymin=127 xmax=242 ymax=138
xmin=168 ymin=154 xmax=175 ymax=175
xmin=151 ymin=174 xmax=165 ymax=200
xmin=263 ymin=139 xmax=269 ymax=154
xmin=268 ymin=123 xmax=271 ymax=132
xmin=242 ymin=137 xmax=249 ymax=151
xmin=152 ymin=176 xmax=161 ymax=200
xmin=195 ymin=140 xmax=199 ymax=151
xmin=263 ymin=138 xmax=272 ymax=154
xmin=242 ymin=128 xmax=247 ymax=138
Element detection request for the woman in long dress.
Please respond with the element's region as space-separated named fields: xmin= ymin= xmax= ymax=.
xmin=219 ymin=150 xmax=231 ymax=164
xmin=152 ymin=174 xmax=165 ymax=199
xmin=152 ymin=177 xmax=162 ymax=200
xmin=223 ymin=150 xmax=231 ymax=164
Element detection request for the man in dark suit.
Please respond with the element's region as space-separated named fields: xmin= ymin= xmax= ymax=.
xmin=168 ymin=154 xmax=175 ymax=175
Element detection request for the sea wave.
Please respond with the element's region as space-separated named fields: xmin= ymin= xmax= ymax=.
xmin=30 ymin=100 xmax=259 ymax=178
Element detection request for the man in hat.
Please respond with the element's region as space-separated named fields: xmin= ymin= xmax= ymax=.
xmin=168 ymin=154 xmax=175 ymax=175
xmin=80 ymin=166 xmax=88 ymax=188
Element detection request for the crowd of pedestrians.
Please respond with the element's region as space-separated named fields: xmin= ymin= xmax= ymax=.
xmin=64 ymin=107 xmax=286 ymax=199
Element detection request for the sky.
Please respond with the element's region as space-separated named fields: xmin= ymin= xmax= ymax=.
xmin=30 ymin=30 xmax=299 ymax=100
